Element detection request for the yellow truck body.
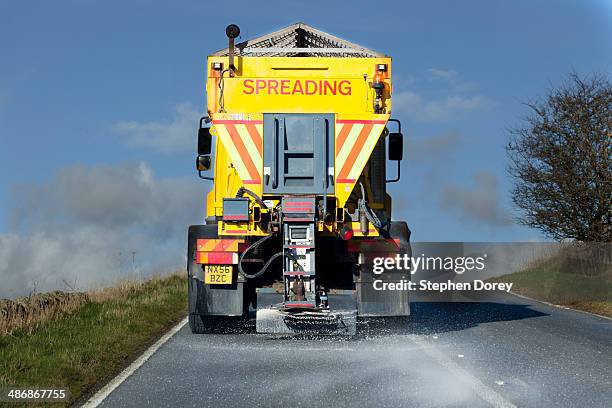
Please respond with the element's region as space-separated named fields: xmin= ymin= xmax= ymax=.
xmin=187 ymin=23 xmax=410 ymax=334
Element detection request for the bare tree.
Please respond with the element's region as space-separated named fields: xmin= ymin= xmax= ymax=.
xmin=507 ymin=72 xmax=611 ymax=242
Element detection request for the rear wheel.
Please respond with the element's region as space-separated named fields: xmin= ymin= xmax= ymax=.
xmin=187 ymin=225 xmax=216 ymax=334
xmin=188 ymin=258 xmax=211 ymax=334
xmin=188 ymin=313 xmax=208 ymax=334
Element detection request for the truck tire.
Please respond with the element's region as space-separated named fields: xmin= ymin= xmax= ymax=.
xmin=187 ymin=224 xmax=217 ymax=334
xmin=189 ymin=313 xmax=208 ymax=334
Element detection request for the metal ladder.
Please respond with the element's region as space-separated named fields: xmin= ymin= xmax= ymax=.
xmin=281 ymin=197 xmax=320 ymax=308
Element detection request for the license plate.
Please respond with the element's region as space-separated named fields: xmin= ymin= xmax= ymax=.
xmin=204 ymin=265 xmax=233 ymax=284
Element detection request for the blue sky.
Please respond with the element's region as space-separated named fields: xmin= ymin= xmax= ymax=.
xmin=1 ymin=0 xmax=611 ymax=254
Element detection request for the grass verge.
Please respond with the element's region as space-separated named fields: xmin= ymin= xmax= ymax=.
xmin=0 ymin=273 xmax=187 ymax=407
xmin=489 ymin=251 xmax=611 ymax=317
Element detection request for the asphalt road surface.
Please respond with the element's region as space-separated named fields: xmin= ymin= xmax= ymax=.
xmin=97 ymin=293 xmax=611 ymax=408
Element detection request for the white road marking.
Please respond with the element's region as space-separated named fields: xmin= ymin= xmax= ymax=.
xmin=80 ymin=317 xmax=188 ymax=408
xmin=407 ymin=335 xmax=517 ymax=408
xmin=508 ymin=291 xmax=612 ymax=321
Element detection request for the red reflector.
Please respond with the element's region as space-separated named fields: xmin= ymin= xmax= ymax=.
xmin=339 ymin=225 xmax=353 ymax=240
xmin=196 ymin=252 xmax=237 ymax=264
xmin=208 ymin=252 xmax=236 ymax=264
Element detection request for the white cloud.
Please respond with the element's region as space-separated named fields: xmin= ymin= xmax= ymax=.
xmin=428 ymin=68 xmax=459 ymax=82
xmin=392 ymin=68 xmax=492 ymax=122
xmin=113 ymin=102 xmax=202 ymax=153
xmin=2 ymin=162 xmax=206 ymax=298
xmin=393 ymin=90 xmax=491 ymax=122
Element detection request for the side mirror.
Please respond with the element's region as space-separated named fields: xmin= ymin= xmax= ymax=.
xmin=198 ymin=127 xmax=212 ymax=155
xmin=196 ymin=155 xmax=211 ymax=171
xmin=388 ymin=132 xmax=403 ymax=161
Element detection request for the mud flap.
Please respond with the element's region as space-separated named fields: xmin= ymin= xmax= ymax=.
xmin=355 ymin=221 xmax=412 ymax=317
xmin=356 ymin=269 xmax=411 ymax=316
xmin=188 ymin=224 xmax=250 ymax=317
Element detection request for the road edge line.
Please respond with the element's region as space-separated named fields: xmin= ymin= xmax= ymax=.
xmin=508 ymin=291 xmax=612 ymax=321
xmin=80 ymin=316 xmax=188 ymax=408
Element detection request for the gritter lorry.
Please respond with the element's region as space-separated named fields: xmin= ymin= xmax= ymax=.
xmin=188 ymin=23 xmax=411 ymax=335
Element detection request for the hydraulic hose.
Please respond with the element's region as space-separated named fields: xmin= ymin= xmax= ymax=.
xmin=238 ymin=233 xmax=304 ymax=279
xmin=236 ymin=186 xmax=267 ymax=208
xmin=358 ymin=181 xmax=383 ymax=229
